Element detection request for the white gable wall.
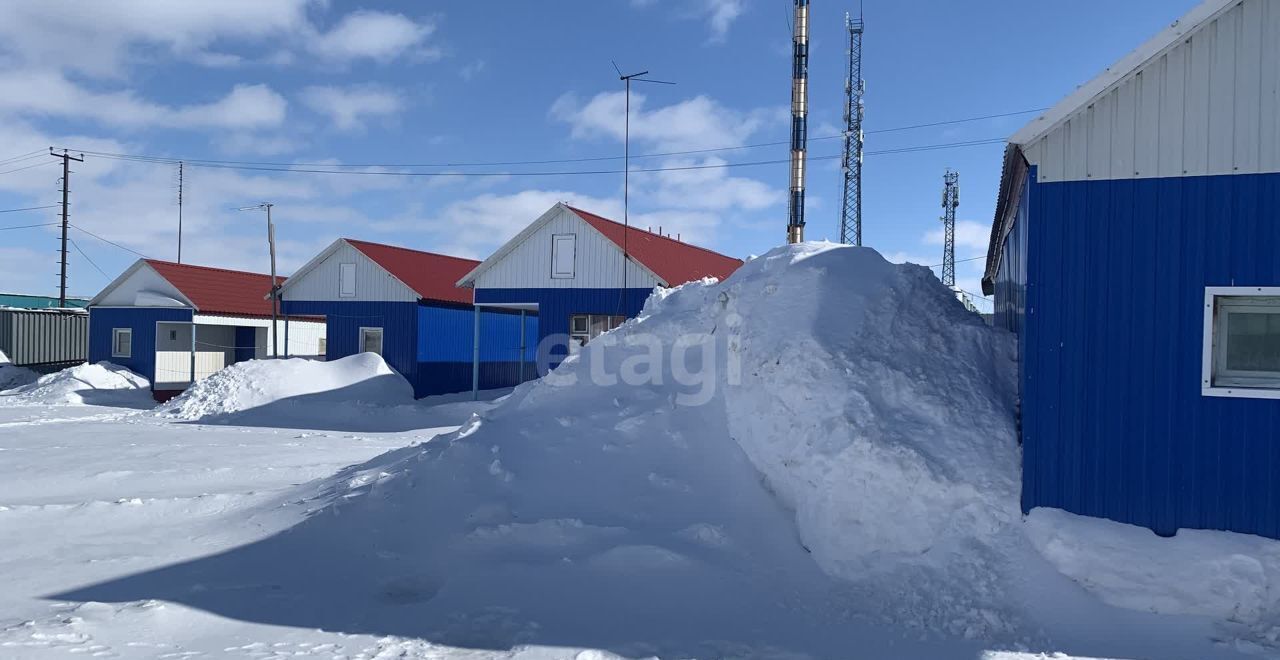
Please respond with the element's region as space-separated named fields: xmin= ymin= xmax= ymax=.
xmin=93 ymin=262 xmax=191 ymax=308
xmin=1021 ymin=0 xmax=1280 ymax=183
xmin=473 ymin=206 xmax=661 ymax=290
xmin=280 ymin=240 xmax=417 ymax=302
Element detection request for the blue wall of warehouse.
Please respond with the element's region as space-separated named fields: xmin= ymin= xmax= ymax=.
xmin=474 ymin=287 xmax=653 ymax=365
xmin=1011 ymin=167 xmax=1280 ymax=539
xmin=282 ymin=298 xmax=537 ymax=398
xmin=88 ymin=307 xmax=193 ymax=386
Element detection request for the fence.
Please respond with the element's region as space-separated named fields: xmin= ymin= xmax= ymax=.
xmin=0 ymin=308 xmax=88 ymax=367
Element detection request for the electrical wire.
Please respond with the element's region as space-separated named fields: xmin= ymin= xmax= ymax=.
xmin=0 ymin=160 xmax=58 ymax=176
xmin=68 ymin=237 xmax=108 ymax=278
xmin=56 ymin=108 xmax=1039 ymax=171
xmin=0 ymin=151 xmax=48 ymax=168
xmin=70 ymin=224 xmax=149 ymax=258
xmin=0 ymin=204 xmax=59 ymax=214
xmin=0 ymin=222 xmax=59 ymax=232
xmin=62 ymin=137 xmax=1007 ymax=179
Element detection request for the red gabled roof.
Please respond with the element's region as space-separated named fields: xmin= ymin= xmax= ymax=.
xmin=566 ymin=206 xmax=743 ymax=285
xmin=145 ymin=260 xmax=283 ymax=318
xmin=344 ymin=239 xmax=479 ymax=305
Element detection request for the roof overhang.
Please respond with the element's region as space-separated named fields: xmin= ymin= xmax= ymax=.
xmin=982 ymin=144 xmax=1029 ymax=296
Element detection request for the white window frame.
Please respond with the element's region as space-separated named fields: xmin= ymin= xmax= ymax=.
xmin=1202 ymin=286 xmax=1280 ymax=400
xmin=551 ymin=233 xmax=576 ymax=279
xmin=339 ymin=262 xmax=357 ymax=298
xmin=359 ymin=327 xmax=383 ymax=356
xmin=112 ymin=328 xmax=132 ymax=358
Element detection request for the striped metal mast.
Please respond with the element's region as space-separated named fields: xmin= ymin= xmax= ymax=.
xmin=941 ymin=169 xmax=959 ymax=287
xmin=786 ymin=0 xmax=810 ymax=244
xmin=839 ymin=10 xmax=865 ymax=246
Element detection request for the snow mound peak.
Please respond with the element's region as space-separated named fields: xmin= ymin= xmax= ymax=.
xmin=157 ymin=353 xmax=415 ymax=421
xmin=2 ymin=361 xmax=150 ymax=406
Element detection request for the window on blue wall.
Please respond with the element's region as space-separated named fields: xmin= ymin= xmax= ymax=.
xmin=112 ymin=328 xmax=131 ymax=358
xmin=1204 ymin=289 xmax=1280 ymax=398
xmin=568 ymin=314 xmax=627 ymax=353
xmin=359 ymin=327 xmax=383 ymax=356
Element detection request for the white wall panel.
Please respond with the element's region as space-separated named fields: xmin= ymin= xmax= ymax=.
xmin=1024 ymin=0 xmax=1279 ymax=182
xmin=474 ymin=206 xmax=661 ymax=290
xmin=281 ymin=241 xmax=416 ymax=303
xmin=95 ymin=263 xmax=190 ymax=308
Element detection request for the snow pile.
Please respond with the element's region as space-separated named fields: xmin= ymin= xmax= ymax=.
xmin=2 ymin=361 xmax=150 ymax=406
xmin=0 ymin=349 xmax=39 ymax=391
xmin=158 ymin=353 xmax=415 ymax=422
xmin=1027 ymin=508 xmax=1280 ymax=624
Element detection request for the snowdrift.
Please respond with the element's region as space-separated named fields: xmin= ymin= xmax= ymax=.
xmin=156 ymin=353 xmax=421 ymax=429
xmin=1 ymin=361 xmax=150 ymax=406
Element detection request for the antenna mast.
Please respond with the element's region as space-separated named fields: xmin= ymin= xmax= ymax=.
xmin=839 ymin=10 xmax=865 ymax=246
xmin=941 ymin=169 xmax=959 ymax=287
xmin=786 ymin=0 xmax=810 ymax=244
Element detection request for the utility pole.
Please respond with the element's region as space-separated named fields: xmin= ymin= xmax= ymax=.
xmin=612 ymin=62 xmax=673 ymax=315
xmin=238 ymin=202 xmax=279 ymax=357
xmin=839 ymin=10 xmax=865 ymax=246
xmin=49 ymin=148 xmax=84 ymax=308
xmin=786 ymin=0 xmax=810 ymax=244
xmin=177 ymin=161 xmax=184 ymax=264
xmin=941 ymin=169 xmax=959 ymax=288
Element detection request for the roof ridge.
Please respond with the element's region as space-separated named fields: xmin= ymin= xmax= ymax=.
xmin=565 ymin=206 xmax=741 ymax=263
xmin=343 ymin=238 xmax=480 ymax=265
xmin=144 ymin=258 xmax=280 ymax=280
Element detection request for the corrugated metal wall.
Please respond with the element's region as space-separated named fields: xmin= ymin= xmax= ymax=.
xmin=993 ymin=175 xmax=1029 ymax=337
xmin=1019 ymin=167 xmax=1280 ymax=538
xmin=415 ymin=303 xmax=540 ymax=395
xmin=88 ymin=307 xmax=193 ymax=386
xmin=282 ymin=299 xmax=418 ymax=382
xmin=1022 ymin=0 xmax=1280 ymax=184
xmin=475 ymin=287 xmax=654 ymax=365
xmin=473 ymin=206 xmax=661 ymax=290
xmin=0 ymin=309 xmax=88 ymax=367
xmin=282 ymin=241 xmax=418 ymax=302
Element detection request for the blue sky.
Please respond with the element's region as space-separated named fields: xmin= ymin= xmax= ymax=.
xmin=0 ymin=0 xmax=1199 ymax=307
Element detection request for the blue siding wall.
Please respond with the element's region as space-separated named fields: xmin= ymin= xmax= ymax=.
xmin=234 ymin=326 xmax=256 ymax=363
xmin=1017 ymin=167 xmax=1280 ymax=539
xmin=993 ymin=172 xmax=1030 ymax=338
xmin=474 ymin=287 xmax=653 ymax=365
xmin=416 ymin=303 xmax=539 ymax=393
xmin=282 ymin=299 xmax=420 ymax=390
xmin=88 ymin=307 xmax=193 ymax=386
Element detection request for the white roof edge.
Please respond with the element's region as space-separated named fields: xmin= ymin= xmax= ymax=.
xmin=87 ymin=259 xmax=198 ymax=310
xmin=1010 ymin=0 xmax=1241 ymax=146
xmin=455 ymin=203 xmax=571 ymax=288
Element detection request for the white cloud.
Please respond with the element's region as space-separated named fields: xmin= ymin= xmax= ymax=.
xmin=459 ymin=60 xmax=487 ymax=81
xmin=924 ymin=220 xmax=991 ymax=252
xmin=308 ymin=10 xmax=438 ymax=63
xmin=636 ymin=156 xmax=780 ymax=212
xmin=418 ymin=190 xmax=621 ymax=259
xmin=299 ymin=85 xmax=404 ymax=131
xmin=0 ymin=72 xmax=286 ymax=130
xmin=551 ymin=91 xmax=782 ymax=151
xmin=701 ymin=0 xmax=745 ymax=41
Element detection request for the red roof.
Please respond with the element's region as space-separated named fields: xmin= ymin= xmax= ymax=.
xmin=145 ymin=260 xmax=283 ymax=318
xmin=345 ymin=239 xmax=479 ymax=305
xmin=566 ymin=206 xmax=743 ymax=285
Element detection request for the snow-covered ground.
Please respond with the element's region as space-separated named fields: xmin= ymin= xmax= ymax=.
xmin=1 ymin=244 xmax=1279 ymax=659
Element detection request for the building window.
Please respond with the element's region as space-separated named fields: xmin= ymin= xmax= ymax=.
xmin=1203 ymin=288 xmax=1280 ymax=399
xmin=339 ymin=262 xmax=356 ymax=297
xmin=568 ymin=314 xmax=627 ymax=351
xmin=112 ymin=328 xmax=132 ymax=358
xmin=317 ymin=337 xmax=327 ymax=355
xmin=359 ymin=327 xmax=383 ymax=356
xmin=551 ymin=233 xmax=576 ymax=279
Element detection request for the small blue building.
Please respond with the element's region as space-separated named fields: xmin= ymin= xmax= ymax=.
xmin=983 ymin=0 xmax=1280 ymax=538
xmin=278 ymin=238 xmax=536 ymax=398
xmin=88 ymin=259 xmax=325 ymax=398
xmin=455 ymin=203 xmax=743 ymax=370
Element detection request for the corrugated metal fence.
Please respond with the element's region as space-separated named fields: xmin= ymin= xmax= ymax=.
xmin=0 ymin=308 xmax=88 ymax=367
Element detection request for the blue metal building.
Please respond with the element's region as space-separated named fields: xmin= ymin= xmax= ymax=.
xmin=278 ymin=238 xmax=536 ymax=398
xmin=455 ymin=203 xmax=744 ymax=372
xmin=983 ymin=0 xmax=1280 ymax=538
xmin=87 ymin=259 xmax=325 ymax=398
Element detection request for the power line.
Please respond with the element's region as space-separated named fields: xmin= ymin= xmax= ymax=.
xmin=56 ymin=108 xmax=1040 ymax=172
xmin=0 ymin=204 xmax=59 ymax=214
xmin=70 ymin=224 xmax=149 ymax=258
xmin=68 ymin=237 xmax=108 ymax=278
xmin=0 ymin=222 xmax=59 ymax=232
xmin=0 ymin=160 xmax=58 ymax=176
xmin=0 ymin=151 xmax=48 ymax=168
xmin=62 ymin=137 xmax=1007 ymax=179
